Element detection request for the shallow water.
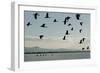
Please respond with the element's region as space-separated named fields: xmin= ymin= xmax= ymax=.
xmin=24 ymin=51 xmax=90 ymax=62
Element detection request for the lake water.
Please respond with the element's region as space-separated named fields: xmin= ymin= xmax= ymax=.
xmin=24 ymin=48 xmax=90 ymax=61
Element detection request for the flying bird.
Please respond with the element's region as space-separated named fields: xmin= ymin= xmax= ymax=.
xmin=66 ymin=16 xmax=71 ymax=20
xmin=40 ymin=24 xmax=47 ymax=28
xmin=76 ymin=14 xmax=80 ymax=20
xmin=80 ymin=22 xmax=83 ymax=26
xmin=79 ymin=40 xmax=83 ymax=44
xmin=39 ymin=35 xmax=44 ymax=39
xmin=63 ymin=16 xmax=71 ymax=25
xmin=63 ymin=19 xmax=67 ymax=25
xmin=65 ymin=30 xmax=69 ymax=35
xmin=71 ymin=27 xmax=73 ymax=31
xmin=63 ymin=35 xmax=66 ymax=40
xmin=45 ymin=12 xmax=50 ymax=18
xmin=33 ymin=12 xmax=40 ymax=19
xmin=87 ymin=46 xmax=90 ymax=50
xmin=82 ymin=38 xmax=85 ymax=42
xmin=82 ymin=48 xmax=85 ymax=51
xmin=68 ymin=23 xmax=72 ymax=26
xmin=79 ymin=29 xmax=82 ymax=33
xmin=79 ymin=38 xmax=85 ymax=44
xmin=53 ymin=19 xmax=58 ymax=22
xmin=26 ymin=22 xmax=32 ymax=26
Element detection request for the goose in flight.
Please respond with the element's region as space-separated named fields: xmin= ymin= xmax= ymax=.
xmin=53 ymin=19 xmax=58 ymax=22
xmin=39 ymin=35 xmax=44 ymax=39
xmin=26 ymin=22 xmax=32 ymax=26
xmin=65 ymin=30 xmax=69 ymax=35
xmin=63 ymin=35 xmax=66 ymax=40
xmin=82 ymin=48 xmax=85 ymax=51
xmin=68 ymin=23 xmax=72 ymax=26
xmin=63 ymin=16 xmax=71 ymax=25
xmin=45 ymin=12 xmax=50 ymax=18
xmin=40 ymin=24 xmax=48 ymax=28
xmin=79 ymin=29 xmax=82 ymax=33
xmin=66 ymin=16 xmax=71 ymax=20
xmin=71 ymin=27 xmax=73 ymax=31
xmin=76 ymin=14 xmax=80 ymax=20
xmin=79 ymin=40 xmax=83 ymax=44
xmin=80 ymin=22 xmax=83 ymax=26
xmin=87 ymin=46 xmax=90 ymax=50
xmin=33 ymin=12 xmax=40 ymax=19
xmin=63 ymin=19 xmax=67 ymax=25
xmin=82 ymin=38 xmax=85 ymax=42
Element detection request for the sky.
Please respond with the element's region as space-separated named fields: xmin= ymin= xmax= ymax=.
xmin=24 ymin=11 xmax=90 ymax=49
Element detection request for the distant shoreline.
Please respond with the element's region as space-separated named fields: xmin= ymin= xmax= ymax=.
xmin=24 ymin=51 xmax=90 ymax=54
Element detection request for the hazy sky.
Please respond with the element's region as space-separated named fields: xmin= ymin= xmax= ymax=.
xmin=24 ymin=11 xmax=90 ymax=49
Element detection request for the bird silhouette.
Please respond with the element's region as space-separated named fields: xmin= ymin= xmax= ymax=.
xmin=71 ymin=27 xmax=73 ymax=31
xmin=53 ymin=19 xmax=58 ymax=22
xmin=66 ymin=16 xmax=71 ymax=20
xmin=80 ymin=22 xmax=83 ymax=26
xmin=33 ymin=12 xmax=40 ymax=19
xmin=63 ymin=35 xmax=66 ymax=40
xmin=82 ymin=48 xmax=85 ymax=50
xmin=63 ymin=16 xmax=71 ymax=25
xmin=26 ymin=22 xmax=32 ymax=26
xmin=39 ymin=35 xmax=44 ymax=39
xmin=79 ymin=40 xmax=83 ymax=44
xmin=76 ymin=14 xmax=80 ymax=20
xmin=82 ymin=38 xmax=85 ymax=42
xmin=68 ymin=23 xmax=71 ymax=26
xmin=45 ymin=12 xmax=50 ymax=18
xmin=40 ymin=24 xmax=47 ymax=28
xmin=63 ymin=20 xmax=67 ymax=25
xmin=65 ymin=30 xmax=69 ymax=35
xmin=79 ymin=29 xmax=82 ymax=33
xmin=87 ymin=46 xmax=89 ymax=50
